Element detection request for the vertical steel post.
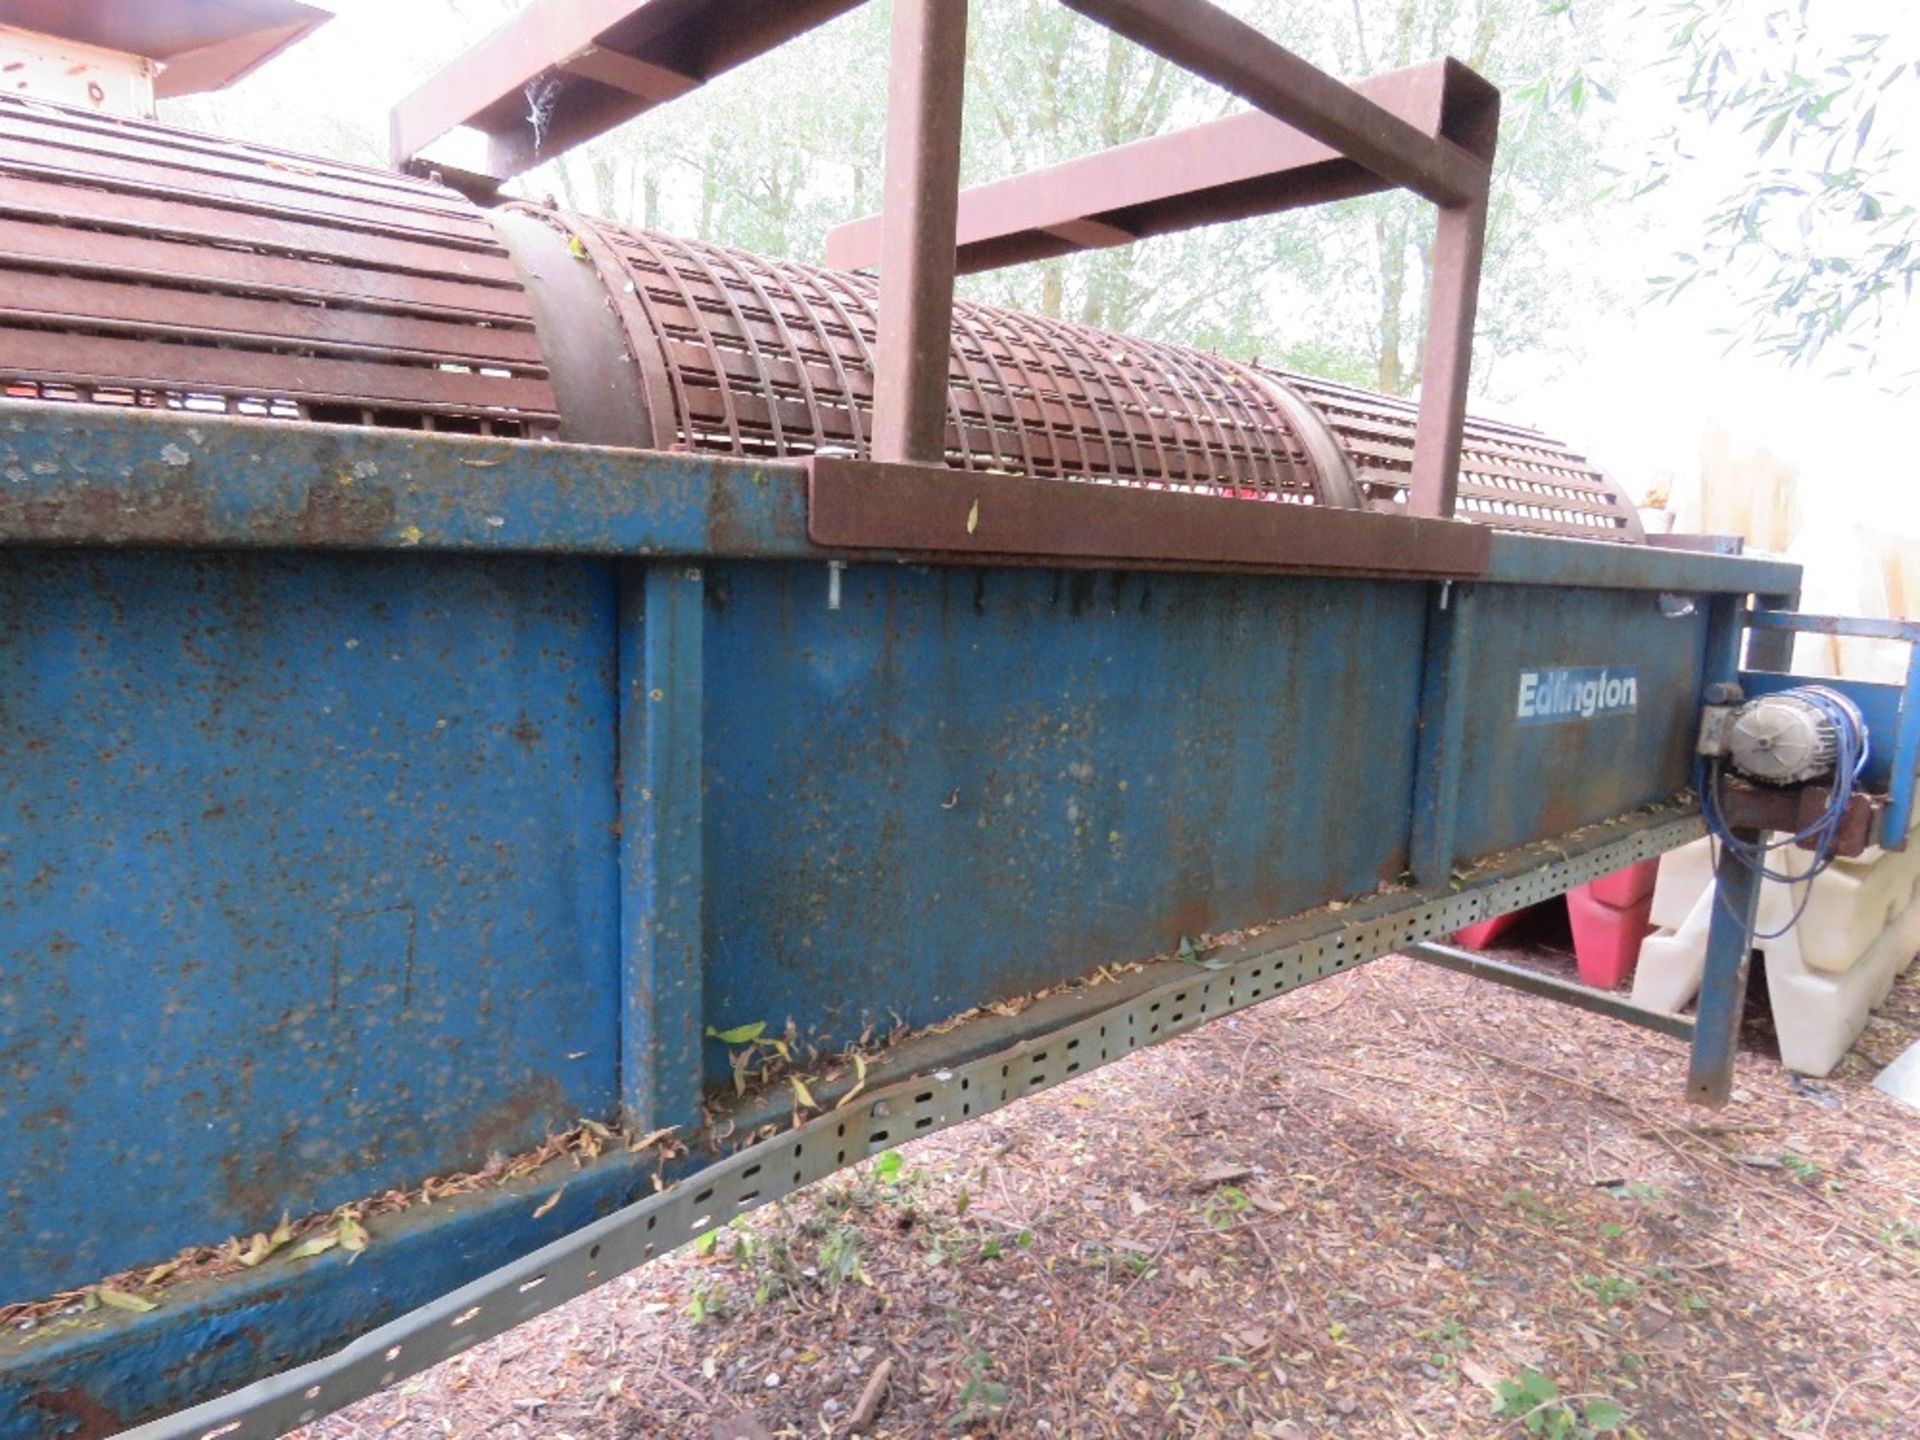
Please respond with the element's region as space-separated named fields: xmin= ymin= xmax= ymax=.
xmin=1407 ymin=195 xmax=1487 ymax=520
xmin=870 ymin=0 xmax=968 ymax=464
xmin=1410 ymin=581 xmax=1478 ymax=888
xmin=1687 ymin=591 xmax=1756 ymax=1104
xmin=1880 ymin=640 xmax=1920 ymax=845
xmin=619 ymin=562 xmax=706 ymax=1132
xmin=1687 ymin=833 xmax=1762 ymax=1105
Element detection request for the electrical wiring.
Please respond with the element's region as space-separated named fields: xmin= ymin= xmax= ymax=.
xmin=1697 ymin=686 xmax=1870 ymax=940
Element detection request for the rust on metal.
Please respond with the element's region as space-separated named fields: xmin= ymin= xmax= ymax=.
xmin=0 ymin=95 xmax=559 ymax=436
xmin=825 ymin=59 xmax=1492 ymax=274
xmin=1059 ymin=0 xmax=1488 ymax=206
xmin=1277 ymin=372 xmax=1642 ymax=541
xmin=1711 ymin=777 xmax=1878 ymax=857
xmin=1408 ymin=193 xmax=1489 ymax=520
xmin=0 ymin=0 xmax=332 ymax=98
xmin=870 ymin=0 xmax=969 ymax=465
xmin=388 ymin=0 xmax=862 ymax=194
xmin=523 ymin=211 xmax=1349 ymax=506
xmin=807 ymin=456 xmax=1489 ymax=577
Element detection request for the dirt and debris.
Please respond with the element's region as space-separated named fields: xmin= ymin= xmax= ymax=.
xmin=0 ymin=1122 xmax=683 ymax=1332
xmin=288 ymin=942 xmax=1919 ymax=1439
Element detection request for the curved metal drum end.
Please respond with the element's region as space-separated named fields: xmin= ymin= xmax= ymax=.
xmin=489 ymin=206 xmax=676 ymax=449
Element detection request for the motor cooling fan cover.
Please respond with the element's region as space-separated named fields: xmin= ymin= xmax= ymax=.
xmin=1727 ymin=692 xmax=1839 ymax=784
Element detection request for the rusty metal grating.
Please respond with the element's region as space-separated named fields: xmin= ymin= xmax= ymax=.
xmin=0 ymin=95 xmax=1639 ymax=542
xmin=1278 ymin=371 xmax=1642 ymax=541
xmin=0 ymin=96 xmax=558 ymax=436
xmin=527 ymin=208 xmax=1640 ymax=541
xmin=536 ymin=209 xmax=1348 ymax=505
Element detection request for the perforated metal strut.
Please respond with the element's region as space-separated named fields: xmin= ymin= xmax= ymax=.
xmin=121 ymin=811 xmax=1701 ymax=1440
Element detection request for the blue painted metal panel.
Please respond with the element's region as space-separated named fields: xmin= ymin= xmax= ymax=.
xmin=619 ymin=564 xmax=707 ymax=1132
xmin=1409 ymin=583 xmax=1478 ymax=886
xmin=699 ymin=563 xmax=1429 ymax=1078
xmin=1452 ymin=586 xmax=1708 ymax=861
xmin=0 ymin=553 xmax=622 ymax=1303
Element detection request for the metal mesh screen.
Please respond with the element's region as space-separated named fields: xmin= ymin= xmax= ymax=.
xmin=0 ymin=96 xmax=558 ymax=436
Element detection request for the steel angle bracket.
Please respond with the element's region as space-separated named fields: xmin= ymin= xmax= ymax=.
xmin=118 ymin=810 xmax=1700 ymax=1440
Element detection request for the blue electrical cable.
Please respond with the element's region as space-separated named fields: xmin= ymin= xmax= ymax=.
xmin=1696 ymin=687 xmax=1869 ymax=940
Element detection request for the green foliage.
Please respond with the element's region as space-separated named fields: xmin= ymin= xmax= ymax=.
xmin=947 ymin=1348 xmax=1010 ymax=1429
xmin=1202 ymin=1185 xmax=1255 ymax=1232
xmin=1576 ymin=1272 xmax=1641 ymax=1308
xmin=1645 ymin=1 xmax=1918 ymax=381
xmin=1491 ymin=1370 xmax=1628 ymax=1436
xmin=1779 ymin=1150 xmax=1820 ymax=1183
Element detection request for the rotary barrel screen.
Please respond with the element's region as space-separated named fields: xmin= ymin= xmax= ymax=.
xmin=549 ymin=214 xmax=1340 ymax=504
xmin=1281 ymin=373 xmax=1643 ymax=541
xmin=0 ymin=96 xmax=558 ymax=435
xmin=0 ymin=96 xmax=1641 ymax=542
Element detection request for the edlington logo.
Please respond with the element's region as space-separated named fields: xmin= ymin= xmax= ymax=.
xmin=1515 ymin=667 xmax=1638 ymax=724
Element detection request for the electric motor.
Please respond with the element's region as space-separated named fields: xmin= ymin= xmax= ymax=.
xmin=1725 ymin=688 xmax=1865 ymax=785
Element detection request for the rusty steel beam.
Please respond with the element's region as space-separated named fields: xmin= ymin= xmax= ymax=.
xmin=870 ymin=0 xmax=968 ymax=466
xmin=826 ymin=59 xmax=1495 ymax=274
xmin=807 ymin=457 xmax=1491 ymax=576
xmin=388 ymin=0 xmax=860 ymax=187
xmin=1059 ymin=0 xmax=1487 ymax=206
xmin=1407 ymin=193 xmax=1489 ymax=520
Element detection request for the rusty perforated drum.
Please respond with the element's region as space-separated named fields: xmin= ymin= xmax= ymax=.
xmin=0 ymin=94 xmax=558 ymax=435
xmin=0 ymin=95 xmax=1641 ymax=543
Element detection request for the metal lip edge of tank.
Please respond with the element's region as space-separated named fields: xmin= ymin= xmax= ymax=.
xmin=805 ymin=455 xmax=1491 ymax=580
xmin=0 ymin=400 xmax=811 ymax=557
xmin=1482 ymin=529 xmax=1801 ymax=596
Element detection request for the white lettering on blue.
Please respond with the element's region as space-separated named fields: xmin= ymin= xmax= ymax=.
xmin=1515 ymin=667 xmax=1639 ymax=724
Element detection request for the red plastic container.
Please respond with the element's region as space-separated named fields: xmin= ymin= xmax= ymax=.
xmin=1453 ymin=906 xmax=1531 ymax=949
xmin=1565 ymin=859 xmax=1660 ymax=988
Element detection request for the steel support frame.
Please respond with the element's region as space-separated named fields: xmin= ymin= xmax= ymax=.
xmin=870 ymin=0 xmax=968 ymax=465
xmin=1409 ymin=581 xmax=1479 ymax=886
xmin=390 ymin=0 xmax=1498 ymax=523
xmin=1687 ymin=592 xmax=1757 ymax=1105
xmin=618 ymin=563 xmax=706 ymax=1132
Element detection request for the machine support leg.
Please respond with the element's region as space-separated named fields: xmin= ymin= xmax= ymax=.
xmin=1410 ymin=581 xmax=1477 ymax=888
xmin=871 ymin=0 xmax=968 ymax=465
xmin=619 ymin=562 xmax=706 ymax=1132
xmin=1407 ymin=195 xmax=1487 ymax=520
xmin=1686 ymin=828 xmax=1761 ymax=1105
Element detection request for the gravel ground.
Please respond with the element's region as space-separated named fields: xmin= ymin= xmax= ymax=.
xmin=297 ymin=944 xmax=1920 ymax=1440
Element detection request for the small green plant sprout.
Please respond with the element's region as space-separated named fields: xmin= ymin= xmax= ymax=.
xmin=1491 ymin=1370 xmax=1627 ymax=1437
xmin=1779 ymin=1151 xmax=1820 ymax=1183
xmin=1577 ymin=1273 xmax=1640 ymax=1308
xmin=947 ymin=1349 xmax=1009 ymax=1429
xmin=1423 ymin=1316 xmax=1467 ymax=1369
xmin=683 ymin=1278 xmax=730 ymax=1324
xmin=816 ymin=1225 xmax=868 ymax=1288
xmin=1202 ymin=1185 xmax=1254 ymax=1231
